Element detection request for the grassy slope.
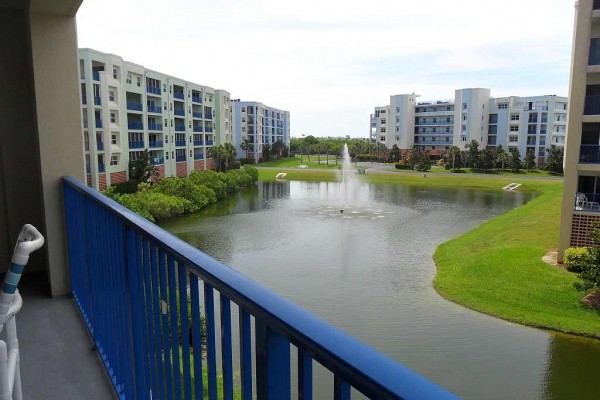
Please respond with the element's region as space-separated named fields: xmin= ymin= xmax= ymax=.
xmin=258 ymin=169 xmax=600 ymax=338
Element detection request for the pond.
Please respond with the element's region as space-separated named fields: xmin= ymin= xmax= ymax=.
xmin=159 ymin=180 xmax=600 ymax=399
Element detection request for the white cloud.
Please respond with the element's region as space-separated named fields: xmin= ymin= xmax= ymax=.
xmin=76 ymin=0 xmax=574 ymax=137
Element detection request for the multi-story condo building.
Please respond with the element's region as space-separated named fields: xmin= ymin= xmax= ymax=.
xmin=559 ymin=0 xmax=600 ymax=259
xmin=370 ymin=88 xmax=568 ymax=163
xmin=233 ymin=100 xmax=290 ymax=162
xmin=79 ymin=49 xmax=233 ymax=190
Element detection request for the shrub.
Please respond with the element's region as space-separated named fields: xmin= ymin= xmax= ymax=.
xmin=118 ymin=194 xmax=155 ymax=222
xmin=111 ymin=180 xmax=139 ymax=194
xmin=137 ymin=192 xmax=186 ymax=220
xmin=564 ymin=247 xmax=593 ymax=273
xmin=243 ymin=165 xmax=259 ymax=183
xmin=189 ymin=170 xmax=228 ymax=199
xmin=395 ymin=162 xmax=411 ymax=170
xmin=232 ymin=160 xmax=241 ymax=170
xmin=239 ymin=158 xmax=255 ymax=165
xmin=154 ymin=178 xmax=217 ymax=213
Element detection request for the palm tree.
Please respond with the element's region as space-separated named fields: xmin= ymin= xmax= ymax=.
xmin=240 ymin=138 xmax=251 ymax=160
xmin=223 ymin=142 xmax=236 ymax=171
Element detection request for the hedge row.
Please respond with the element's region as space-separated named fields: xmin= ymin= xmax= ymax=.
xmin=103 ymin=166 xmax=258 ymax=222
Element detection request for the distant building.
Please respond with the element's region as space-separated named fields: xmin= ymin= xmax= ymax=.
xmin=79 ymin=48 xmax=233 ymax=190
xmin=233 ymin=100 xmax=290 ymax=162
xmin=370 ymin=88 xmax=567 ymax=163
xmin=559 ymin=0 xmax=600 ymax=259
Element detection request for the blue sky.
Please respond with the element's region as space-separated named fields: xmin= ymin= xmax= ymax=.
xmin=76 ymin=0 xmax=574 ymax=138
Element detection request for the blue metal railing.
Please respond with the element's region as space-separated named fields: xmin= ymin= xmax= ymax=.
xmin=63 ymin=176 xmax=456 ymax=400
xmin=97 ymin=164 xmax=105 ymax=173
xmin=175 ymin=124 xmax=186 ymax=132
xmin=129 ymin=141 xmax=145 ymax=149
xmin=204 ymin=114 xmax=212 ymax=120
xmin=580 ymin=144 xmax=600 ymax=163
xmin=205 ymin=140 xmax=213 ymax=146
xmin=127 ymin=103 xmax=143 ymax=112
xmin=575 ymin=192 xmax=600 ymax=212
xmin=97 ymin=142 xmax=104 ymax=151
xmin=174 ymin=109 xmax=185 ymax=116
xmin=96 ymin=119 xmax=103 ymax=129
xmin=194 ymin=154 xmax=204 ymax=160
xmin=193 ymin=140 xmax=203 ymax=146
xmin=149 ymin=141 xmax=163 ymax=148
xmin=94 ymin=96 xmax=102 ymax=106
xmin=192 ymin=95 xmax=201 ymax=103
xmin=175 ymin=155 xmax=187 ymax=162
xmin=83 ymin=121 xmax=89 ymax=129
xmin=193 ymin=126 xmax=203 ymax=132
xmin=147 ymin=105 xmax=162 ymax=114
xmin=148 ymin=123 xmax=162 ymax=131
xmin=93 ymin=70 xmax=100 ymax=81
xmin=147 ymin=86 xmax=161 ymax=95
xmin=150 ymin=157 xmax=164 ymax=165
xmin=205 ymin=127 xmax=213 ymax=133
xmin=174 ymin=92 xmax=185 ymax=100
xmin=128 ymin=122 xmax=144 ymax=130
xmin=175 ymin=140 xmax=186 ymax=147
xmin=584 ymin=95 xmax=600 ymax=115
xmin=192 ymin=112 xmax=202 ymax=118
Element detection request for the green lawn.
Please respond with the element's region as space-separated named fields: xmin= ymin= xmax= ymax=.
xmin=258 ymin=169 xmax=600 ymax=338
xmin=256 ymin=155 xmax=342 ymax=169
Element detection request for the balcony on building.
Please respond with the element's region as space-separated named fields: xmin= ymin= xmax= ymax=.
xmin=574 ymin=175 xmax=600 ymax=212
xmin=175 ymin=155 xmax=186 ymax=162
xmin=97 ymin=163 xmax=105 ymax=172
xmin=92 ymin=70 xmax=100 ymax=81
xmin=96 ymin=141 xmax=104 ymax=151
xmin=206 ymin=139 xmax=214 ymax=146
xmin=128 ymin=140 xmax=144 ymax=149
xmin=149 ymin=140 xmax=163 ymax=148
xmin=174 ymin=108 xmax=185 ymax=117
xmin=128 ymin=121 xmax=143 ymax=130
xmin=194 ymin=152 xmax=204 ymax=160
xmin=127 ymin=102 xmax=143 ymax=112
xmin=146 ymin=86 xmax=161 ymax=95
xmin=93 ymin=96 xmax=101 ymax=106
xmin=174 ymin=123 xmax=185 ymax=132
xmin=95 ymin=119 xmax=102 ymax=128
xmin=193 ymin=125 xmax=203 ymax=132
xmin=192 ymin=93 xmax=202 ymax=103
xmin=148 ymin=122 xmax=162 ymax=131
xmin=150 ymin=157 xmax=164 ymax=165
xmin=205 ymin=126 xmax=213 ymax=133
xmin=579 ymin=123 xmax=600 ymax=163
xmin=173 ymin=91 xmax=185 ymax=100
xmin=192 ymin=111 xmax=202 ymax=118
xmin=175 ymin=140 xmax=186 ymax=147
xmin=193 ymin=139 xmax=203 ymax=146
xmin=204 ymin=113 xmax=213 ymax=120
xmin=82 ymin=94 xmax=87 ymax=105
xmin=147 ymin=104 xmax=161 ymax=114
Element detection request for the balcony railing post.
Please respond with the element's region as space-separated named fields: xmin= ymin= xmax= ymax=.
xmin=255 ymin=319 xmax=291 ymax=400
xmin=125 ymin=228 xmax=148 ymax=399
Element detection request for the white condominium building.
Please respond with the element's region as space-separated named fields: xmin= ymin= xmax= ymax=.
xmin=79 ymin=48 xmax=233 ymax=190
xmin=233 ymin=101 xmax=290 ymax=162
xmin=370 ymin=88 xmax=568 ymax=162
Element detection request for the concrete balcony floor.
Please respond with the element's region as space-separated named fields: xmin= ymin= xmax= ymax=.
xmin=17 ymin=274 xmax=115 ymax=399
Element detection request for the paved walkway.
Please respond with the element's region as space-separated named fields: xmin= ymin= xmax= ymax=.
xmin=17 ymin=276 xmax=116 ymax=400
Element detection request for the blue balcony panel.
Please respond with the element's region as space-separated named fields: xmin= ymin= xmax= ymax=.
xmin=194 ymin=154 xmax=204 ymax=160
xmin=63 ymin=176 xmax=458 ymax=400
xmin=96 ymin=142 xmax=104 ymax=151
xmin=174 ymin=109 xmax=185 ymax=116
xmin=175 ymin=140 xmax=186 ymax=147
xmin=175 ymin=155 xmax=187 ymax=162
xmin=147 ymin=105 xmax=162 ymax=114
xmin=127 ymin=103 xmax=143 ymax=112
xmin=94 ymin=96 xmax=101 ymax=106
xmin=580 ymin=144 xmax=600 ymax=163
xmin=193 ymin=126 xmax=203 ymax=132
xmin=149 ymin=140 xmax=163 ymax=148
xmin=192 ymin=112 xmax=202 ymax=118
xmin=128 ymin=122 xmax=144 ymax=130
xmin=192 ymin=95 xmax=202 ymax=103
xmin=95 ymin=119 xmax=103 ymax=129
xmin=204 ymin=114 xmax=213 ymax=120
xmin=92 ymin=70 xmax=100 ymax=81
xmin=584 ymin=95 xmax=600 ymax=115
xmin=205 ymin=127 xmax=213 ymax=133
xmin=175 ymin=124 xmax=186 ymax=132
xmin=148 ymin=123 xmax=162 ymax=131
xmin=147 ymin=86 xmax=161 ymax=95
xmin=193 ymin=140 xmax=203 ymax=146
xmin=129 ymin=141 xmax=145 ymax=149
xmin=97 ymin=163 xmax=105 ymax=172
xmin=150 ymin=157 xmax=164 ymax=165
xmin=174 ymin=92 xmax=185 ymax=100
xmin=206 ymin=140 xmax=213 ymax=146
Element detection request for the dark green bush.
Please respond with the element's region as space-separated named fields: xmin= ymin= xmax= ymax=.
xmin=564 ymin=247 xmax=593 ymax=273
xmin=111 ymin=180 xmax=139 ymax=194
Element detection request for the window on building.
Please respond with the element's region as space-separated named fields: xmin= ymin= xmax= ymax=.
xmin=111 ymin=134 xmax=117 ymax=145
xmin=510 ymin=126 xmax=519 ymax=132
xmin=110 ymin=113 xmax=116 ymax=123
xmin=463 ymin=115 xmax=467 ymax=121
xmin=380 ymin=136 xmax=386 ymax=141
xmin=462 ymin=125 xmax=466 ymax=132
xmin=381 ymin=128 xmax=386 ymax=133
xmin=498 ymin=103 xmax=508 ymax=109
xmin=381 ymin=118 xmax=386 ymax=124
xmin=446 ymin=127 xmax=450 ymax=133
xmin=510 ymin=113 xmax=519 ymax=121
xmin=136 ymin=76 xmax=141 ymax=87
xmin=461 ymin=136 xmax=466 ymax=141
xmin=109 ymin=90 xmax=115 ymax=102
xmin=509 ymin=136 xmax=518 ymax=142
xmin=463 ymin=103 xmax=467 ymax=110
xmin=432 ymin=127 xmax=436 ymax=133
xmin=126 ymin=74 xmax=132 ymax=84
xmin=110 ymin=154 xmax=119 ymax=166
xmin=112 ymin=68 xmax=118 ymax=80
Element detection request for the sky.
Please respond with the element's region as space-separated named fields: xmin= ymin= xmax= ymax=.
xmin=76 ymin=0 xmax=575 ymax=138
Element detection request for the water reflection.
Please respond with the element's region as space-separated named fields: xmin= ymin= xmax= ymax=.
xmin=160 ymin=181 xmax=599 ymax=399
